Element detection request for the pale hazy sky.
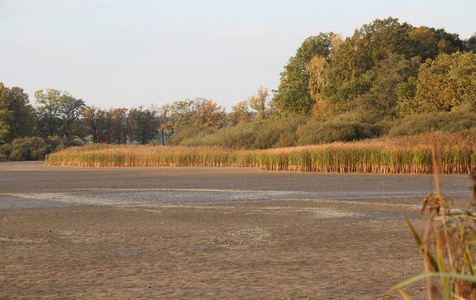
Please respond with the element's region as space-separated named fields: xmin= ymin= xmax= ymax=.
xmin=1 ymin=0 xmax=475 ymax=110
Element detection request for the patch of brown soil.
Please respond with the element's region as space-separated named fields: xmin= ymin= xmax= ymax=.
xmin=2 ymin=166 xmax=462 ymax=299
xmin=0 ymin=201 xmax=427 ymax=299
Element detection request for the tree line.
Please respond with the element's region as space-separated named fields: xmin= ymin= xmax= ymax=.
xmin=0 ymin=84 xmax=271 ymax=157
xmin=1 ymin=17 xmax=475 ymax=160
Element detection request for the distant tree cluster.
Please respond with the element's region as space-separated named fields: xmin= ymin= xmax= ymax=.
xmin=1 ymin=17 xmax=475 ymax=160
xmin=271 ymin=17 xmax=476 ymax=119
xmin=0 ymin=86 xmax=271 ymax=159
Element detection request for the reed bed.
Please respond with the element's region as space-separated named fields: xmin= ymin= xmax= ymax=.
xmin=46 ymin=130 xmax=476 ymax=175
xmin=46 ymin=144 xmax=261 ymax=168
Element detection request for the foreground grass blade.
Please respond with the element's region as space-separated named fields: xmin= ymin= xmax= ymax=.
xmin=402 ymin=211 xmax=439 ymax=272
xmin=391 ymin=272 xmax=476 ymax=292
xmin=434 ymin=220 xmax=452 ymax=299
xmin=464 ymin=246 xmax=476 ymax=276
xmin=397 ymin=288 xmax=412 ymax=300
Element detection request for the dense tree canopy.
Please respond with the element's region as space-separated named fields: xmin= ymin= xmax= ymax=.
xmin=396 ymin=51 xmax=476 ymax=115
xmin=350 ymin=53 xmax=421 ymax=118
xmin=271 ymin=33 xmax=334 ymax=116
xmin=273 ymin=17 xmax=469 ymax=119
xmin=127 ymin=107 xmax=159 ymax=144
xmin=0 ymin=83 xmax=35 ymax=143
xmin=35 ymin=89 xmax=85 ymax=140
xmin=82 ymin=106 xmax=104 ymax=144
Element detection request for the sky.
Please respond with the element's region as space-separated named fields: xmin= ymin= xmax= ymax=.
xmin=1 ymin=0 xmax=475 ymax=111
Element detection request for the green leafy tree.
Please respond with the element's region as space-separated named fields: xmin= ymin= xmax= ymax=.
xmin=170 ymin=99 xmax=196 ymax=130
xmin=407 ymin=26 xmax=464 ymax=60
xmin=109 ymin=108 xmax=129 ymax=144
xmin=307 ymin=34 xmax=343 ymax=117
xmin=466 ymin=34 xmax=476 ymax=52
xmin=272 ymin=33 xmax=334 ymax=116
xmin=324 ymin=17 xmax=412 ymax=107
xmin=0 ymin=108 xmax=11 ymax=144
xmin=322 ymin=17 xmax=465 ymax=116
xmin=0 ymin=83 xmax=36 ymax=143
xmin=82 ymin=106 xmax=105 ymax=143
xmin=35 ymin=89 xmax=85 ymax=141
xmin=395 ymin=76 xmax=418 ymax=116
xmin=396 ymin=51 xmax=476 ymax=115
xmin=351 ymin=53 xmax=421 ymax=118
xmin=127 ymin=106 xmax=159 ymax=144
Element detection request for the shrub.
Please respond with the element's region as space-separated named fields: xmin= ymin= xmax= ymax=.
xmin=274 ymin=130 xmax=298 ymax=148
xmin=166 ymin=127 xmax=202 ymax=146
xmin=0 ymin=136 xmax=67 ymax=161
xmin=9 ymin=137 xmax=48 ymax=160
xmin=252 ymin=119 xmax=289 ymax=149
xmin=389 ymin=106 xmax=476 ymax=137
xmin=180 ymin=131 xmax=216 ymax=147
xmin=208 ymin=124 xmax=256 ymax=149
xmin=296 ymin=119 xmax=374 ymax=145
xmin=167 ymin=117 xmax=306 ymax=150
xmin=0 ymin=143 xmax=12 ymax=159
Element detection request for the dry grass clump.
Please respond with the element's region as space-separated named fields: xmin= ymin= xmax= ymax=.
xmin=46 ymin=130 xmax=476 ymax=175
xmin=392 ymin=132 xmax=476 ymax=299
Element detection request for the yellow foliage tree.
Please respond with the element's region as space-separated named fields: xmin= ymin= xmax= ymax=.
xmin=397 ymin=51 xmax=476 ymax=115
xmin=248 ymin=86 xmax=270 ymax=120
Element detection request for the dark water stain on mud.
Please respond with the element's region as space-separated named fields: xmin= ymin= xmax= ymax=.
xmin=0 ymin=166 xmax=471 ymax=209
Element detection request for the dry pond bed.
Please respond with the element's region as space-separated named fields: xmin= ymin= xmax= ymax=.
xmin=0 ymin=165 xmax=472 ymax=299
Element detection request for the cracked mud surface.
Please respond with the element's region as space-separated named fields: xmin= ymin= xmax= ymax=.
xmin=0 ymin=165 xmax=472 ymax=299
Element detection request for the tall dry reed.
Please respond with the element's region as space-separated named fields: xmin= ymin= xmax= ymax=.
xmin=46 ymin=130 xmax=476 ymax=175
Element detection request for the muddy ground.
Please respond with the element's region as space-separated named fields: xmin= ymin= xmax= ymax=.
xmin=0 ymin=165 xmax=472 ymax=299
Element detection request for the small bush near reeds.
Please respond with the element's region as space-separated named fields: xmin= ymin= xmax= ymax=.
xmin=296 ymin=119 xmax=375 ymax=145
xmin=213 ymin=123 xmax=257 ymax=149
xmin=2 ymin=136 xmax=65 ymax=161
xmin=166 ymin=127 xmax=203 ymax=146
xmin=389 ymin=106 xmax=476 ymax=137
xmin=0 ymin=143 xmax=12 ymax=158
xmin=169 ymin=117 xmax=304 ymax=150
xmin=252 ymin=119 xmax=298 ymax=149
xmin=10 ymin=136 xmax=65 ymax=160
xmin=392 ymin=133 xmax=476 ymax=299
xmin=9 ymin=137 xmax=47 ymax=160
xmin=179 ymin=130 xmax=216 ymax=147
